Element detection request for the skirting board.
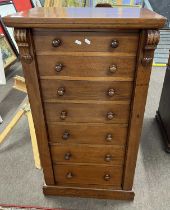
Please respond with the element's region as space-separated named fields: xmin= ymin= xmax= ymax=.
xmin=155 ymin=111 xmax=170 ymax=153
xmin=43 ymin=185 xmax=135 ymax=200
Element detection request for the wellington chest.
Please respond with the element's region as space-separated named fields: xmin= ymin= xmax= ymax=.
xmin=3 ymin=7 xmax=166 ymax=200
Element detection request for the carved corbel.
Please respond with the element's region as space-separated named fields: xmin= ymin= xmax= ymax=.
xmin=142 ymin=30 xmax=160 ymax=66
xmin=14 ymin=29 xmax=33 ymax=64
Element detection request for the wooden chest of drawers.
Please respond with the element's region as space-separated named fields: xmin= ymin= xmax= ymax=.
xmin=3 ymin=7 xmax=166 ymax=200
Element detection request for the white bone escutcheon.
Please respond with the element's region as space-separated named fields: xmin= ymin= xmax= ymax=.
xmin=75 ymin=40 xmax=82 ymax=45
xmin=85 ymin=38 xmax=91 ymax=45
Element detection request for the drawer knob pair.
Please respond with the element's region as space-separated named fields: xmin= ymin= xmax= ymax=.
xmin=63 ymin=133 xmax=112 ymax=142
xmin=64 ymin=152 xmax=72 ymax=160
xmin=55 ymin=64 xmax=63 ymax=72
xmin=63 ymin=132 xmax=112 ymax=142
xmin=57 ymin=87 xmax=65 ymax=96
xmin=52 ymin=39 xmax=118 ymax=48
xmin=111 ymin=40 xmax=119 ymax=48
xmin=55 ymin=64 xmax=117 ymax=74
xmin=66 ymin=172 xmax=110 ymax=181
xmin=60 ymin=111 xmax=115 ymax=120
xmin=52 ymin=39 xmax=62 ymax=47
xmin=58 ymin=87 xmax=115 ymax=97
xmin=105 ymin=154 xmax=113 ymax=162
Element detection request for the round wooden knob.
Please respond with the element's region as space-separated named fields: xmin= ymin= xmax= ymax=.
xmin=106 ymin=133 xmax=113 ymax=142
xmin=107 ymin=112 xmax=115 ymax=120
xmin=66 ymin=172 xmax=73 ymax=179
xmin=57 ymin=87 xmax=65 ymax=96
xmin=55 ymin=64 xmax=63 ymax=72
xmin=52 ymin=39 xmax=61 ymax=47
xmin=60 ymin=111 xmax=67 ymax=120
xmin=104 ymin=174 xmax=111 ymax=181
xmin=64 ymin=152 xmax=72 ymax=160
xmin=62 ymin=131 xmax=70 ymax=140
xmin=105 ymin=154 xmax=113 ymax=162
xmin=109 ymin=65 xmax=117 ymax=73
xmin=108 ymin=88 xmax=115 ymax=97
xmin=111 ymin=40 xmax=119 ymax=48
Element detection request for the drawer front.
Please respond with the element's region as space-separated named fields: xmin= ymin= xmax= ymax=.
xmin=37 ymin=55 xmax=136 ymax=78
xmin=41 ymin=80 xmax=133 ymax=101
xmin=50 ymin=144 xmax=124 ymax=165
xmin=47 ymin=123 xmax=127 ymax=145
xmin=53 ymin=164 xmax=123 ymax=188
xmin=33 ymin=30 xmax=138 ymax=53
xmin=44 ymin=102 xmax=130 ymax=123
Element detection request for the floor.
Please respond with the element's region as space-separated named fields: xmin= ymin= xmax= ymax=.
xmin=0 ymin=66 xmax=170 ymax=210
xmin=0 ymin=62 xmax=23 ymax=102
xmin=0 ymin=63 xmax=25 ymax=133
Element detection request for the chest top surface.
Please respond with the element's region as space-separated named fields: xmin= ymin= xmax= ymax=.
xmin=3 ymin=7 xmax=166 ymax=29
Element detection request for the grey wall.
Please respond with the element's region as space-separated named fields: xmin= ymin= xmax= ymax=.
xmin=149 ymin=0 xmax=170 ymax=23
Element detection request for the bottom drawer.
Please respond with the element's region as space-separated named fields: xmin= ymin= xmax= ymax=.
xmin=53 ymin=164 xmax=123 ymax=189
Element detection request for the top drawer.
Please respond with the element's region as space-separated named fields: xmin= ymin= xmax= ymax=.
xmin=33 ymin=30 xmax=139 ymax=54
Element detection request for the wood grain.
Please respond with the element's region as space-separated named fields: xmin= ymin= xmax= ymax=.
xmin=41 ymin=76 xmax=134 ymax=82
xmin=44 ymin=102 xmax=130 ymax=123
xmin=122 ymin=30 xmax=156 ymax=190
xmin=33 ymin=30 xmax=138 ymax=53
xmin=136 ymin=30 xmax=161 ymax=85
xmin=37 ymin=55 xmax=136 ymax=78
xmin=50 ymin=144 xmax=125 ymax=165
xmin=47 ymin=122 xmax=128 ymax=145
xmin=43 ymin=185 xmax=135 ymax=200
xmin=3 ymin=7 xmax=166 ymax=29
xmin=41 ymin=80 xmax=133 ymax=101
xmin=53 ymin=164 xmax=123 ymax=188
xmin=14 ymin=29 xmax=54 ymax=185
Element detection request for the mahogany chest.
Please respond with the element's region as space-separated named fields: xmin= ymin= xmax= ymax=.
xmin=3 ymin=7 xmax=166 ymax=200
